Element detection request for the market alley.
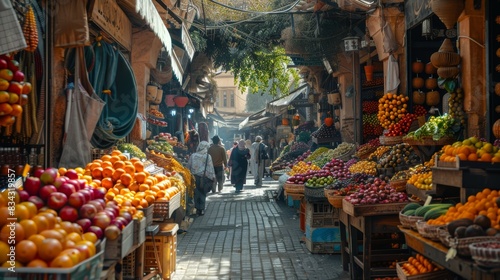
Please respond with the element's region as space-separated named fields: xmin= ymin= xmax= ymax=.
xmin=173 ymin=176 xmax=350 ymax=280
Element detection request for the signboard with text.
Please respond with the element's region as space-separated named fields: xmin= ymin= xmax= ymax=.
xmin=89 ymin=0 xmax=132 ymax=51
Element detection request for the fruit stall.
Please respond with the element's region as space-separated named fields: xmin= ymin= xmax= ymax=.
xmin=0 ymin=148 xmax=191 ymax=279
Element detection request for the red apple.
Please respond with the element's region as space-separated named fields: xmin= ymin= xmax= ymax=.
xmin=68 ymin=192 xmax=86 ymax=208
xmin=0 ymin=59 xmax=7 ymax=69
xmin=92 ymin=213 xmax=111 ymax=230
xmin=119 ymin=211 xmax=132 ymax=223
xmin=17 ymin=189 xmax=30 ymax=202
xmin=113 ymin=216 xmax=129 ymax=228
xmin=86 ymin=226 xmax=104 ymax=240
xmin=104 ymin=225 xmax=121 ymax=241
xmin=79 ymin=203 xmax=97 ymax=220
xmin=78 ymin=189 xmax=92 ymax=203
xmin=23 ymin=177 xmax=41 ymax=196
xmin=32 ymin=166 xmax=44 ymax=178
xmin=47 ymin=192 xmax=68 ymax=210
xmin=12 ymin=71 xmax=24 ymax=82
xmin=92 ymin=187 xmax=107 ymax=200
xmin=27 ymin=196 xmax=44 ymax=209
xmin=93 ymin=199 xmax=106 ymax=210
xmin=76 ymin=218 xmax=92 ymax=232
xmin=103 ymin=209 xmax=117 ymax=220
xmin=87 ymin=200 xmax=103 ymax=212
xmin=39 ymin=184 xmax=57 ymax=201
xmin=59 ymin=182 xmax=76 ymax=197
xmin=53 ymin=176 xmax=68 ymax=188
xmin=59 ymin=206 xmax=78 ymax=222
xmin=40 ymin=168 xmax=58 ymax=185
xmin=64 ymin=169 xmax=79 ymax=180
xmin=8 ymin=60 xmax=19 ymax=72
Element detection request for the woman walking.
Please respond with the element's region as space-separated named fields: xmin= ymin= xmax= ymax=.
xmin=229 ymin=140 xmax=251 ymax=193
xmin=187 ymin=141 xmax=216 ymax=215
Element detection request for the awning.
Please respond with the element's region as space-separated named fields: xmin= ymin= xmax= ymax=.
xmin=117 ymin=0 xmax=182 ymax=83
xmin=266 ymin=84 xmax=309 ymax=114
xmin=239 ymin=110 xmax=273 ymax=130
xmin=207 ymin=108 xmax=226 ymax=124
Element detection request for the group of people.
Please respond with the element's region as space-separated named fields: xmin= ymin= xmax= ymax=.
xmin=187 ymin=135 xmax=270 ymax=216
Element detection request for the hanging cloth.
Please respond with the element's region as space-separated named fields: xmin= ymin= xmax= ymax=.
xmin=385 ymin=54 xmax=400 ymax=93
xmin=59 ymin=47 xmax=105 ymax=168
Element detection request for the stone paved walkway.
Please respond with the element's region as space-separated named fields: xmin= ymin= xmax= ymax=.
xmin=173 ymin=176 xmax=350 ymax=280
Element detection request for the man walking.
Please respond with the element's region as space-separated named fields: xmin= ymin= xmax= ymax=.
xmin=208 ymin=135 xmax=227 ymax=193
xmin=252 ymin=136 xmax=267 ymax=187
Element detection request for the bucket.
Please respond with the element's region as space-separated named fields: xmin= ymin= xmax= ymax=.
xmin=364 ymin=65 xmax=374 ymax=82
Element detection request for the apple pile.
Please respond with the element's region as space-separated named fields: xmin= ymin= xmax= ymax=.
xmin=321 ymin=158 xmax=352 ymax=180
xmin=155 ymin=132 xmax=177 ymax=142
xmin=286 ymin=170 xmax=325 ymax=185
xmin=343 ymin=177 xmax=408 ymax=205
xmin=22 ymin=167 xmax=139 ymax=241
xmin=0 ymin=54 xmax=31 ymax=127
xmin=384 ymin=113 xmax=417 ymax=137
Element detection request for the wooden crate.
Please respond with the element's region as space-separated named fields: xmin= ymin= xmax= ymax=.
xmin=396 ymin=261 xmax=453 ymax=279
xmin=342 ymin=200 xmax=408 ymax=217
xmin=153 ymin=192 xmax=181 ymax=221
xmin=133 ymin=217 xmax=147 ymax=246
xmin=105 ymin=221 xmax=134 ymax=260
xmin=138 ymin=205 xmax=154 ymax=226
xmin=305 ymin=200 xmax=339 ymax=227
xmin=143 ymin=224 xmax=178 ymax=279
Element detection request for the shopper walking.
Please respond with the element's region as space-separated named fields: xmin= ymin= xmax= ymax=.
xmin=208 ymin=135 xmax=227 ymax=193
xmin=187 ymin=141 xmax=215 ymax=216
xmin=229 ymin=140 xmax=251 ymax=193
xmin=252 ymin=136 xmax=267 ymax=187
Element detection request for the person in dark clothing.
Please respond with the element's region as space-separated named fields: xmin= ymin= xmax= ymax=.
xmin=229 ymin=140 xmax=251 ymax=193
xmin=208 ymin=135 xmax=227 ymax=193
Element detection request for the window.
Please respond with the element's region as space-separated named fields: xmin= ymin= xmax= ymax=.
xmin=230 ymin=91 xmax=235 ymax=107
xmin=223 ymin=91 xmax=227 ymax=107
xmin=219 ymin=91 xmax=225 ymax=107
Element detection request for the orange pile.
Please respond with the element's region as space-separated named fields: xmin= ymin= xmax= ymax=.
xmin=377 ymin=93 xmax=409 ymax=129
xmin=85 ymin=150 xmax=180 ymax=209
xmin=0 ymin=190 xmax=98 ymax=268
xmin=401 ymin=254 xmax=440 ymax=276
xmin=439 ymin=137 xmax=500 ymax=163
xmin=427 ymin=188 xmax=500 ymax=229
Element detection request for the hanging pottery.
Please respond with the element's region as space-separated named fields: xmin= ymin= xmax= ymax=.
xmin=430 ymin=39 xmax=461 ymax=67
xmin=425 ymin=62 xmax=437 ymax=75
xmin=364 ymin=65 xmax=374 ymax=82
xmin=430 ymin=0 xmax=465 ymax=30
xmin=165 ymin=94 xmax=175 ymax=107
xmin=412 ymin=90 xmax=425 ymax=105
xmin=425 ymin=77 xmax=438 ymax=89
xmin=174 ymin=94 xmax=189 ymax=107
xmin=437 ymin=66 xmax=460 ymax=79
xmin=412 ymin=60 xmax=425 ymax=74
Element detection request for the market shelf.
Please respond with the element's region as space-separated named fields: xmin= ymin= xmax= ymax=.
xmin=406 ymin=184 xmax=434 ymax=201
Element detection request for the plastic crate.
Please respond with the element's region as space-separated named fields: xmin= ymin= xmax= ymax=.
xmin=152 ymin=192 xmax=181 ymax=221
xmin=143 ymin=224 xmax=178 ymax=279
xmin=105 ymin=221 xmax=134 ymax=260
xmin=305 ymin=201 xmax=339 ymax=227
xmin=287 ymin=195 xmax=301 ymax=208
xmin=122 ymin=250 xmax=136 ymax=279
xmin=305 ymin=239 xmax=341 ymax=254
xmin=134 ymin=217 xmax=147 ymax=246
xmin=305 ymin=225 xmax=341 ymax=243
xmin=0 ymin=239 xmax=105 ymax=279
xmin=138 ymin=205 xmax=154 ymax=226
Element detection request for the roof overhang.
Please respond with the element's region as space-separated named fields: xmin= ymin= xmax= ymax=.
xmin=266 ymin=84 xmax=309 ymax=115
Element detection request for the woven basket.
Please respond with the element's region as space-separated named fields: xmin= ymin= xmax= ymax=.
xmin=336 ymin=147 xmax=356 ymax=162
xmin=327 ymin=195 xmax=344 ymax=208
xmin=284 ymin=183 xmax=305 ymax=194
xmin=304 ymin=185 xmax=326 ymax=199
xmin=355 ymin=147 xmax=377 ymax=160
xmin=469 ymin=241 xmax=500 ymax=267
xmin=399 ymin=211 xmax=424 ymax=230
xmin=379 ymin=135 xmax=403 ymax=145
xmin=146 ymin=150 xmax=172 ymax=168
xmin=451 ymin=236 xmax=500 ymax=257
xmin=437 ymin=226 xmax=452 ymax=247
xmin=390 ymin=179 xmax=408 ymax=192
xmin=416 ymin=221 xmax=434 ymax=239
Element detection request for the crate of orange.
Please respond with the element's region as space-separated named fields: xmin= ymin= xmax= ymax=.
xmin=396 ymin=253 xmax=452 ymax=280
xmin=104 ymin=221 xmax=134 ymax=260
xmin=152 ymin=188 xmax=181 ymax=221
xmin=0 ymin=239 xmax=106 ymax=279
xmin=137 ymin=205 xmax=154 ymax=226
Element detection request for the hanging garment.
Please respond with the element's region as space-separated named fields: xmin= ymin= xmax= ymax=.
xmin=385 ymin=54 xmax=400 ymax=93
xmin=59 ymin=47 xmax=105 ymax=168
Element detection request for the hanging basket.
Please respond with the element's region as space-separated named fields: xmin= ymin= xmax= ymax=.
xmin=431 ymin=0 xmax=465 ymax=29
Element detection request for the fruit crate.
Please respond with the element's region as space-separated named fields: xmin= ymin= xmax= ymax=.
xmin=122 ymin=249 xmax=137 ymax=280
xmin=138 ymin=204 xmax=154 ymax=226
xmin=134 ymin=217 xmax=147 ymax=246
xmin=0 ymin=239 xmax=105 ymax=279
xmin=396 ymin=261 xmax=453 ymax=280
xmin=104 ymin=221 xmax=134 ymax=260
xmin=143 ymin=224 xmax=178 ymax=279
xmin=306 ymin=200 xmax=339 ymax=227
xmin=153 ymin=192 xmax=181 ymax=221
xmin=342 ymin=200 xmax=408 ymax=217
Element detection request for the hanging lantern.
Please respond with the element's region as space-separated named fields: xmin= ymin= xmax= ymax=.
xmin=174 ymin=92 xmax=189 ymax=107
xmin=165 ymin=94 xmax=175 ymax=107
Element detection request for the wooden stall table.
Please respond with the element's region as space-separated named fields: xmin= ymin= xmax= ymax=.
xmin=341 ymin=201 xmax=409 ymax=280
xmin=399 ymin=227 xmax=500 ymax=280
xmin=403 ymin=137 xmax=455 ymax=164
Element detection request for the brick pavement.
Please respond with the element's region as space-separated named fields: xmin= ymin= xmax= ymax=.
xmin=173 ymin=176 xmax=350 ymax=280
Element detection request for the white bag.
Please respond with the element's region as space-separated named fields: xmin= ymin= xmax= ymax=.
xmin=385 ymin=54 xmax=400 ymax=93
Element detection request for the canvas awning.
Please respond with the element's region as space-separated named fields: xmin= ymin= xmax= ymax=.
xmin=117 ymin=0 xmax=182 ymax=83
xmin=239 ymin=110 xmax=274 ymax=130
xmin=266 ymin=84 xmax=309 ymax=115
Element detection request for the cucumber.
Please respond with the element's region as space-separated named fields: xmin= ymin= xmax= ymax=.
xmin=403 ymin=209 xmax=416 ymax=216
xmin=414 ymin=204 xmax=452 ymax=217
xmin=424 ymin=208 xmax=449 ymax=221
xmin=402 ymin=202 xmax=421 ymax=213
